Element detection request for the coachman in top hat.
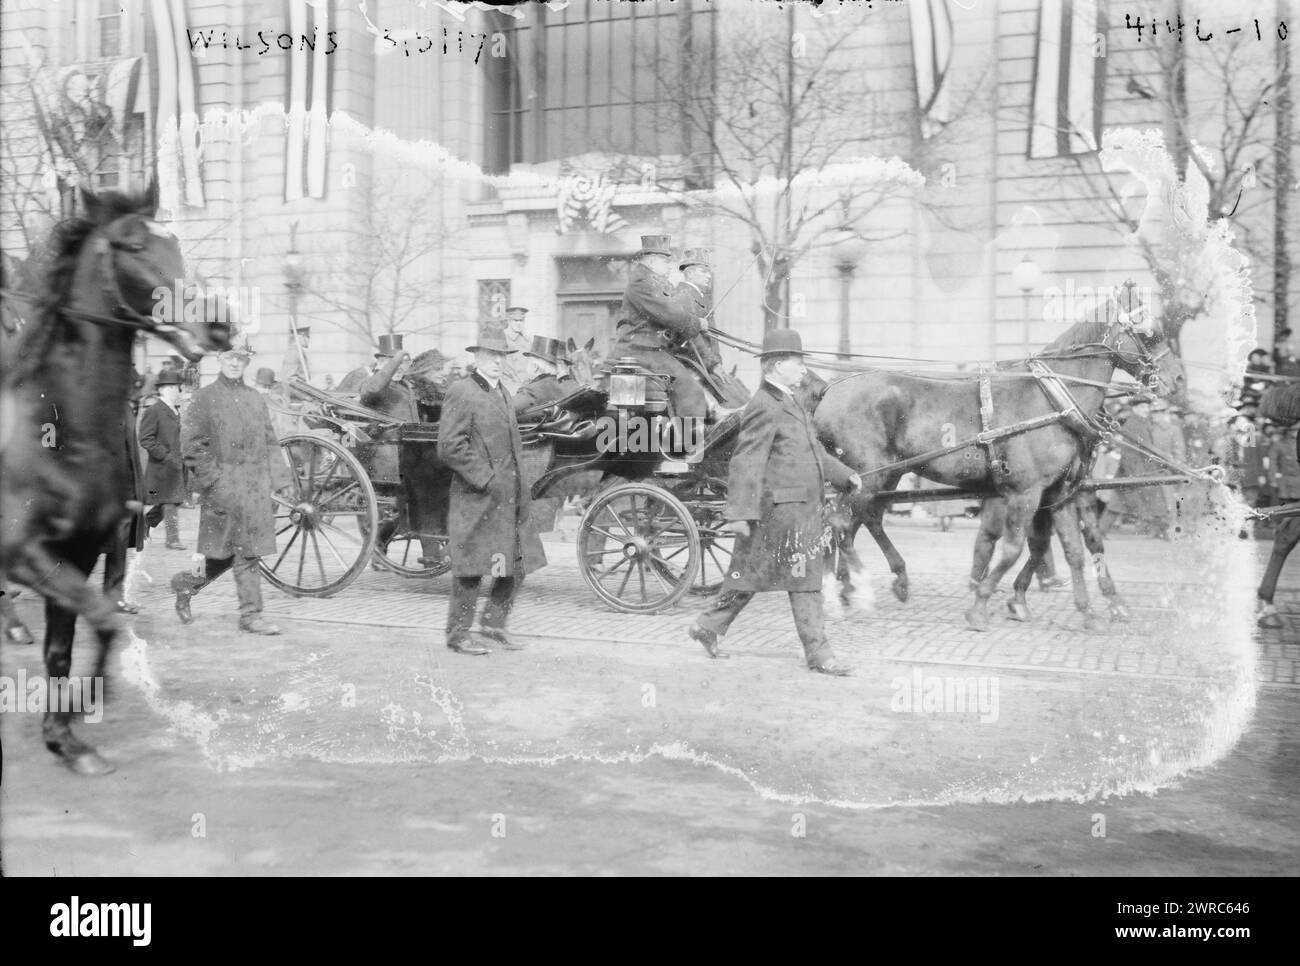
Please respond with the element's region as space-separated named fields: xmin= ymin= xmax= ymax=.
xmin=612 ymin=235 xmax=711 ymax=424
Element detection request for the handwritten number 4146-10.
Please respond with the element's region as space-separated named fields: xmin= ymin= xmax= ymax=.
xmin=1125 ymin=15 xmax=1289 ymax=42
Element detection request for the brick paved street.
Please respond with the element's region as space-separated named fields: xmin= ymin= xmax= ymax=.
xmin=1 ymin=505 xmax=1295 ymax=875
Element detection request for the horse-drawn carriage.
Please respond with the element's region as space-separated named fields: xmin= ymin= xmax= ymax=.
xmin=263 ymin=360 xmax=745 ymax=613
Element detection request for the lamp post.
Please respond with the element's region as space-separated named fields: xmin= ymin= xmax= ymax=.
xmin=830 ymin=227 xmax=869 ymax=356
xmin=1012 ymin=255 xmax=1042 ymax=351
xmin=284 ymin=221 xmax=310 ymax=382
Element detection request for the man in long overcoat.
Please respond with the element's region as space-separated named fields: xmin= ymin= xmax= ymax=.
xmin=169 ymin=346 xmax=290 ymax=634
xmin=674 ymin=248 xmax=723 ymax=373
xmin=139 ymin=368 xmax=187 ymax=549
xmin=436 ymin=334 xmax=547 ymax=654
xmin=688 ymin=329 xmax=861 ymax=675
xmin=612 ymin=234 xmax=710 ymax=423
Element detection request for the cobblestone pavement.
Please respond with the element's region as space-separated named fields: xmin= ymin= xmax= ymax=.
xmin=119 ymin=508 xmax=1294 ymax=687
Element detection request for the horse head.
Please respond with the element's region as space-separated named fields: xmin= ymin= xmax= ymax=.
xmin=77 ymin=184 xmax=233 ymax=361
xmin=566 ymin=337 xmax=598 ymax=387
xmin=1106 ymin=301 xmax=1186 ymax=402
xmin=794 ymin=365 xmax=831 ymax=413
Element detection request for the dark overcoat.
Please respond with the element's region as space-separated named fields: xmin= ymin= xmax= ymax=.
xmin=615 ymin=262 xmax=702 ymax=349
xmin=674 ymin=280 xmax=722 ymax=369
xmin=723 ymin=380 xmax=855 ymax=592
xmin=183 ymin=374 xmax=289 ymax=558
xmin=138 ymin=398 xmax=186 ymax=504
xmin=436 ymin=371 xmax=546 ymax=577
xmin=512 ymin=373 xmax=568 ymax=414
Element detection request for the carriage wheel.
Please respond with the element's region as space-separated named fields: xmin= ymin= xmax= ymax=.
xmin=577 ymin=482 xmax=701 ymax=614
xmin=373 ymin=526 xmax=451 ymax=578
xmin=261 ymin=434 xmax=379 ymax=598
xmin=691 ymin=503 xmax=735 ymax=596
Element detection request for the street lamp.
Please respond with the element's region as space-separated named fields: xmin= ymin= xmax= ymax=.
xmin=1012 ymin=255 xmax=1042 ymax=350
xmin=830 ymin=227 xmax=869 ymax=356
xmin=284 ymin=221 xmax=310 ymax=382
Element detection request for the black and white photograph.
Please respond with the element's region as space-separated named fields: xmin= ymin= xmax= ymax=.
xmin=0 ymin=0 xmax=1294 ymax=899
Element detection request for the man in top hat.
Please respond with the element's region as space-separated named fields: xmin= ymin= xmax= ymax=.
xmin=613 ymin=235 xmax=711 ymax=426
xmin=674 ymin=248 xmax=724 ymax=373
xmin=687 ymin=329 xmax=862 ymax=676
xmin=437 ymin=334 xmax=546 ymax=655
xmin=501 ymin=306 xmax=532 ymax=394
xmin=169 ymin=344 xmax=292 ymax=634
xmin=139 ymin=369 xmax=188 ymax=551
xmin=513 ymin=337 xmax=571 ymax=414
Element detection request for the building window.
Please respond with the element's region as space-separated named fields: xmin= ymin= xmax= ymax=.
xmin=71 ymin=0 xmax=136 ymax=62
xmin=97 ymin=0 xmax=123 ymax=58
xmin=478 ymin=279 xmax=511 ymax=336
xmin=486 ymin=1 xmax=715 ymax=184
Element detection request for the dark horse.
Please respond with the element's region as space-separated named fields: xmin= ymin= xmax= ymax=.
xmin=812 ymin=303 xmax=1184 ymax=632
xmin=1 ymin=185 xmax=231 ymax=774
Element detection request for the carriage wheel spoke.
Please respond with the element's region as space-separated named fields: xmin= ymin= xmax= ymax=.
xmin=314 ymin=525 xmax=351 ymax=570
xmin=603 ymin=502 xmax=633 ymax=539
xmin=302 ymin=447 xmax=321 ymax=502
xmin=646 ymin=557 xmax=676 ymax=593
xmin=270 ymin=525 xmax=303 ymax=572
xmin=586 ymin=525 xmax=623 ymax=543
xmin=314 ymin=479 xmax=362 ymax=513
xmin=636 ymin=558 xmax=648 ymax=602
xmin=318 ymin=520 xmax=367 ymax=548
xmin=309 ymin=529 xmax=329 ymax=585
xmin=583 ymin=545 xmax=628 ymax=559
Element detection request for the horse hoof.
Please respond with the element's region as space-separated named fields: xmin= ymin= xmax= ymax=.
xmin=1006 ymin=600 xmax=1032 ymax=622
xmin=4 ymin=623 xmax=34 ymax=646
xmin=965 ymin=608 xmax=989 ymax=632
xmin=65 ymin=751 xmax=116 ymax=777
xmin=892 ymin=577 xmax=909 ymax=603
xmin=1109 ymin=603 xmax=1131 ymax=622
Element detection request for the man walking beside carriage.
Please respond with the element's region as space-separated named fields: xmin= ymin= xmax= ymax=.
xmin=687 ymin=330 xmax=862 ymax=676
xmin=437 ymin=334 xmax=546 ymax=655
xmin=169 ymin=346 xmax=291 ymax=635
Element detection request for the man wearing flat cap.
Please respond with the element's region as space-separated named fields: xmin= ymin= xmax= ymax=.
xmin=613 ymin=234 xmax=711 ymax=425
xmin=688 ymin=329 xmax=862 ymax=676
xmin=437 ymin=334 xmax=547 ymax=655
xmin=675 ymin=248 xmax=724 ymax=373
xmin=169 ymin=344 xmax=291 ymax=634
xmin=501 ymin=306 xmax=532 ymax=395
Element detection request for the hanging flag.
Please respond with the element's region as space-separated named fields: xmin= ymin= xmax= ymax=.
xmin=909 ymin=0 xmax=954 ymax=139
xmin=103 ymin=57 xmax=144 ymax=144
xmin=148 ymin=0 xmax=205 ymax=208
xmin=284 ymin=0 xmax=333 ymax=202
xmin=1028 ymin=0 xmax=1108 ymax=159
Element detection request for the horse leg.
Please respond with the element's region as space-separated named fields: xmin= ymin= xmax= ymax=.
xmin=1257 ymin=517 xmax=1300 ymax=628
xmin=966 ymin=488 xmax=1040 ymax=632
xmin=1051 ymin=500 xmax=1102 ymax=632
xmin=833 ymin=517 xmax=867 ymax=608
xmin=1 ymin=580 xmax=34 ymax=646
xmin=1007 ymin=507 xmax=1051 ymax=623
xmin=1076 ymin=498 xmax=1127 ymax=620
xmin=8 ymin=547 xmax=121 ymax=775
xmin=862 ymin=482 xmax=910 ymax=602
xmin=969 ymin=498 xmax=1000 ymax=591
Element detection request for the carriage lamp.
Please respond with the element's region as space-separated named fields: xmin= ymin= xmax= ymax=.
xmin=830 ymin=227 xmax=869 ymax=356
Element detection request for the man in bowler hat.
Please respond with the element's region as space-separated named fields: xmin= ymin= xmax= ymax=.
xmin=139 ymin=368 xmax=188 ymax=550
xmin=688 ymin=329 xmax=861 ymax=675
xmin=437 ymin=334 xmax=547 ymax=654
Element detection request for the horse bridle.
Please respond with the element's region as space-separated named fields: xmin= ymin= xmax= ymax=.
xmin=1039 ymin=312 xmax=1170 ymax=394
xmin=0 ymin=222 xmax=191 ymax=337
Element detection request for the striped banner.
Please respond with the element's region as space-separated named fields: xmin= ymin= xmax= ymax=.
xmin=148 ymin=0 xmax=205 ymax=208
xmin=284 ymin=0 xmax=333 ymax=202
xmin=1028 ymin=0 xmax=1108 ymax=159
xmin=909 ymin=0 xmax=954 ymax=139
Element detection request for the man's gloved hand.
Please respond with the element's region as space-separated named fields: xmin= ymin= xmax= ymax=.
xmin=848 ymin=472 xmax=863 ymax=493
xmin=723 ymin=520 xmax=752 ymax=539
